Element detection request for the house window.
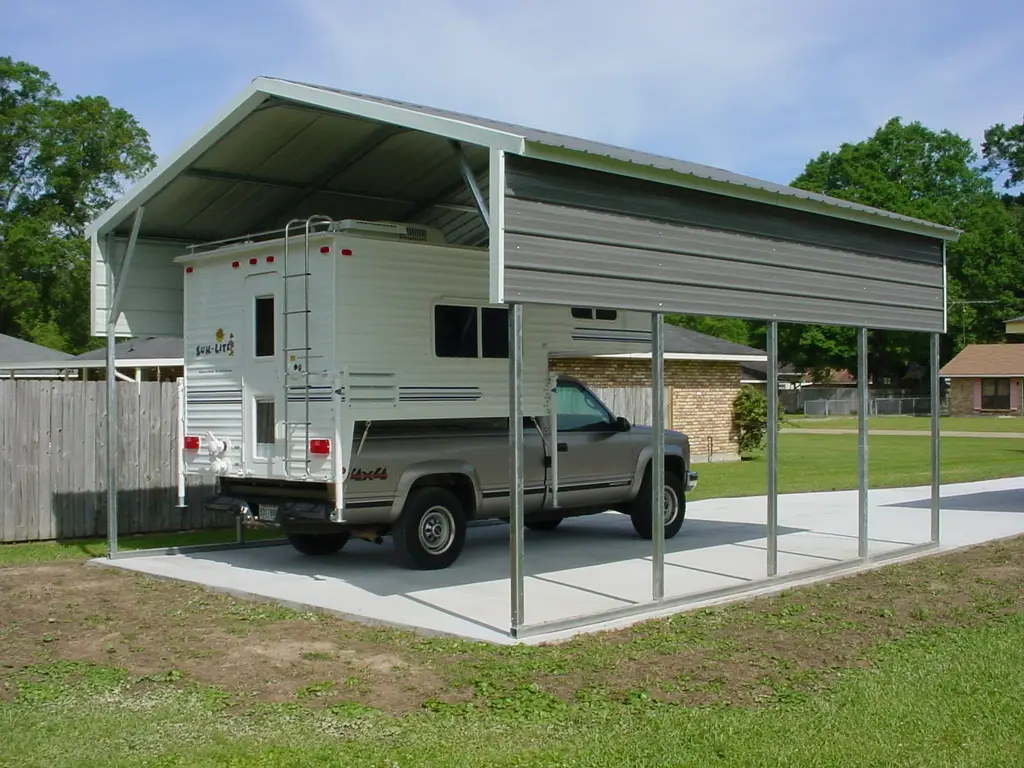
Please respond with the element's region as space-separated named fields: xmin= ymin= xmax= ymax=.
xmin=981 ymin=378 xmax=1011 ymax=410
xmin=254 ymin=296 xmax=275 ymax=358
xmin=434 ymin=304 xmax=509 ymax=359
xmin=255 ymin=398 xmax=275 ymax=457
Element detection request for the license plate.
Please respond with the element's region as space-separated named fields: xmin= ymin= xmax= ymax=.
xmin=257 ymin=504 xmax=278 ymax=522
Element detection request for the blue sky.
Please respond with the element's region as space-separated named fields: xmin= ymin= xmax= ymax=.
xmin=4 ymin=0 xmax=1022 ymax=185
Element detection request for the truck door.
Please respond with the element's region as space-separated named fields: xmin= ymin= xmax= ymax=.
xmin=550 ymin=379 xmax=636 ymax=509
xmin=242 ymin=271 xmax=282 ymax=476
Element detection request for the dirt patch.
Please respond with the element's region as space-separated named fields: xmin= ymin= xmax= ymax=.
xmin=2 ymin=535 xmax=1023 ymax=713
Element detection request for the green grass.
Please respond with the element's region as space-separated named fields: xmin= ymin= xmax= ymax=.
xmin=0 ymin=526 xmax=281 ymax=567
xmin=2 ymin=617 xmax=1022 ymax=766
xmin=787 ymin=415 xmax=1024 ymax=432
xmin=691 ymin=432 xmax=1023 ymax=501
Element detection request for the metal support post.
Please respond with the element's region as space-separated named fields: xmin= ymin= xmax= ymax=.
xmin=106 ymin=206 xmax=145 ymax=558
xmin=930 ymin=332 xmax=941 ymax=543
xmin=451 ymin=140 xmax=490 ymax=229
xmin=857 ymin=327 xmax=869 ymax=558
xmin=651 ymin=313 xmax=666 ymax=601
xmin=766 ymin=321 xmax=779 ymax=577
xmin=509 ymin=303 xmax=525 ymax=633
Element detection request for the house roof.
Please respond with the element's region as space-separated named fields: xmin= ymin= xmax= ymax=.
xmin=0 ymin=334 xmax=73 ymax=364
xmin=73 ymin=337 xmax=184 ymax=362
xmin=939 ymin=344 xmax=1024 ymax=377
xmin=595 ymin=323 xmax=767 ymax=363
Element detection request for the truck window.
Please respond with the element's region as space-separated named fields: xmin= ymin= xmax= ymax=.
xmin=254 ymin=296 xmax=275 ymax=357
xmin=556 ymin=382 xmax=613 ymax=432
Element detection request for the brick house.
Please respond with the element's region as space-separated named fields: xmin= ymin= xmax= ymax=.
xmin=550 ymin=324 xmax=767 ymax=461
xmin=939 ymin=344 xmax=1024 ymax=416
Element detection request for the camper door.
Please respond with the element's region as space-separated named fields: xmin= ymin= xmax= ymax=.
xmin=243 ymin=270 xmax=283 ymax=475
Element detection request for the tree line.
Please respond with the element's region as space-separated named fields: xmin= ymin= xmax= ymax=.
xmin=3 ymin=56 xmax=1023 ymax=375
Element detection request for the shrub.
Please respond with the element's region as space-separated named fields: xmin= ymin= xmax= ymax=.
xmin=732 ymin=385 xmax=782 ymax=456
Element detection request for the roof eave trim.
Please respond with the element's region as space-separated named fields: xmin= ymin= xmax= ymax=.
xmin=523 ymin=142 xmax=962 ymax=243
xmin=0 ymin=358 xmax=184 ymax=370
xmin=86 ymin=83 xmax=273 ymax=238
xmin=939 ymin=372 xmax=1024 ymax=378
xmin=259 ymin=78 xmax=526 ymax=155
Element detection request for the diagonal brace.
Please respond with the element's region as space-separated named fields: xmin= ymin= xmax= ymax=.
xmin=450 ymin=140 xmax=489 ymax=229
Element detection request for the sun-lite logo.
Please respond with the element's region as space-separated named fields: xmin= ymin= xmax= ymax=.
xmin=196 ymin=328 xmax=235 ymax=357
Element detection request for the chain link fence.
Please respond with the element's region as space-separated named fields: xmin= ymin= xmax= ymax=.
xmin=803 ymin=395 xmax=948 ymax=417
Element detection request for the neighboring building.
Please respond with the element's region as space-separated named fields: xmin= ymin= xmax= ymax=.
xmin=550 ymin=324 xmax=767 ymax=461
xmin=0 ymin=334 xmax=73 ymax=378
xmin=1006 ymin=316 xmax=1024 ymax=335
xmin=939 ymin=344 xmax=1024 ymax=416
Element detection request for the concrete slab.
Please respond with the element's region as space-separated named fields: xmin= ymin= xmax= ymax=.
xmin=99 ymin=476 xmax=1024 ymax=645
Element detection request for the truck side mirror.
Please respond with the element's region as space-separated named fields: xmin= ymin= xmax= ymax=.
xmin=615 ymin=416 xmax=631 ymax=432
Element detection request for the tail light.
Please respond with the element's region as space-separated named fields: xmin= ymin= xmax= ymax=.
xmin=309 ymin=439 xmax=331 ymax=456
xmin=184 ymin=435 xmax=200 ymax=451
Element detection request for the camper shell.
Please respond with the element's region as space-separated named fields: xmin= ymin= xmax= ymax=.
xmin=176 ymin=217 xmax=662 ymax=518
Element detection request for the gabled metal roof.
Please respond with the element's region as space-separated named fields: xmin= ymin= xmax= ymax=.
xmin=0 ymin=333 xmax=73 ymax=364
xmin=88 ymin=76 xmax=960 ymax=246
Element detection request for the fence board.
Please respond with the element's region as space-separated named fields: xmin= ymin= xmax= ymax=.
xmin=591 ymin=386 xmax=671 ymax=428
xmin=38 ymin=383 xmax=54 ymax=541
xmin=82 ymin=382 xmax=98 ymax=536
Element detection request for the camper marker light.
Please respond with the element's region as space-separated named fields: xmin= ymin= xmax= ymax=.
xmin=319 ymin=246 xmax=330 ymax=254
xmin=185 ymin=267 xmax=194 ymax=273
xmin=184 ymin=435 xmax=200 ymax=451
xmin=341 ymin=248 xmax=353 ymax=256
xmin=309 ymin=439 xmax=331 ymax=456
xmin=231 ymin=261 xmax=240 ymax=268
xmin=266 ymin=256 xmax=275 ymax=263
xmin=249 ymin=258 xmax=258 ymax=265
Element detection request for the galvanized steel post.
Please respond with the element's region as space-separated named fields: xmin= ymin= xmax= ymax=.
xmin=766 ymin=321 xmax=779 ymax=577
xmin=509 ymin=302 xmax=525 ymax=632
xmin=106 ymin=206 xmax=145 ymax=558
xmin=857 ymin=327 xmax=869 ymax=558
xmin=651 ymin=313 xmax=665 ymax=601
xmin=930 ymin=332 xmax=941 ymax=543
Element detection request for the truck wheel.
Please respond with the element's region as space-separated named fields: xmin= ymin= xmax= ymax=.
xmin=393 ymin=487 xmax=467 ymax=570
xmin=630 ymin=471 xmax=686 ymax=540
xmin=525 ymin=518 xmax=563 ymax=531
xmin=287 ymin=531 xmax=350 ymax=556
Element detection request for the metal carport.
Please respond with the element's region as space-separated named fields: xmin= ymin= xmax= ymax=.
xmin=89 ymin=76 xmax=960 ymax=639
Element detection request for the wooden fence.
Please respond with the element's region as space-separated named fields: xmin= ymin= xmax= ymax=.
xmin=0 ymin=381 xmax=223 ymax=544
xmin=591 ymin=387 xmax=671 ymax=428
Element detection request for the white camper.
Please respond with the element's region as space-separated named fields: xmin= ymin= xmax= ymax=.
xmin=176 ymin=217 xmax=651 ymax=510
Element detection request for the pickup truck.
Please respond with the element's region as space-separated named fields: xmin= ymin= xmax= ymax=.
xmin=211 ymin=376 xmax=697 ymax=570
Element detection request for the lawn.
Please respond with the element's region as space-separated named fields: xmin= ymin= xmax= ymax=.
xmin=2 ymin=534 xmax=1022 ymax=766
xmin=786 ymin=414 xmax=1024 ymax=432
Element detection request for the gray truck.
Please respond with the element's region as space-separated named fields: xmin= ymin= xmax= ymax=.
xmin=211 ymin=376 xmax=697 ymax=570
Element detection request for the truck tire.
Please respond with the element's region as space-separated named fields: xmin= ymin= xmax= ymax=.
xmin=287 ymin=531 xmax=350 ymax=556
xmin=630 ymin=471 xmax=686 ymax=540
xmin=525 ymin=518 xmax=563 ymax=531
xmin=393 ymin=487 xmax=467 ymax=570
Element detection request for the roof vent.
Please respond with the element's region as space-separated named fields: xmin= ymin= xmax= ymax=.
xmin=328 ymin=219 xmax=446 ymax=245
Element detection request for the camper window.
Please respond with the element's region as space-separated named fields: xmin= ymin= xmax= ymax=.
xmin=571 ymin=307 xmax=618 ymax=321
xmin=254 ymin=296 xmax=275 ymax=357
xmin=255 ymin=399 xmax=275 ymax=456
xmin=434 ymin=304 xmax=509 ymax=359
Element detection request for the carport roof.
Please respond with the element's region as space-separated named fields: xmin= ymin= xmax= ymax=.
xmin=87 ymin=77 xmax=961 ymax=245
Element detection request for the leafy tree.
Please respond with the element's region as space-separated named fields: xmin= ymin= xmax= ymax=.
xmin=665 ymin=314 xmax=754 ymax=347
xmin=1 ymin=57 xmax=155 ymax=352
xmin=786 ymin=117 xmax=1024 ymax=381
xmin=983 ymin=118 xmax=1024 ymax=188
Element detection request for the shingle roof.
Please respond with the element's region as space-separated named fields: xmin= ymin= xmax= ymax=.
xmin=0 ymin=334 xmax=73 ymax=364
xmin=73 ymin=337 xmax=184 ymax=362
xmin=661 ymin=325 xmax=764 ymax=357
xmin=939 ymin=344 xmax=1024 ymax=377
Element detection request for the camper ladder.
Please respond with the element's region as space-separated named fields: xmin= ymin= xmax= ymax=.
xmin=281 ymin=214 xmax=333 ymax=478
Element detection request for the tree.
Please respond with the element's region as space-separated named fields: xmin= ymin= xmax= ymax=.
xmin=665 ymin=314 xmax=754 ymax=347
xmin=1 ymin=57 xmax=155 ymax=352
xmin=786 ymin=117 xmax=1024 ymax=381
xmin=983 ymin=118 xmax=1024 ymax=189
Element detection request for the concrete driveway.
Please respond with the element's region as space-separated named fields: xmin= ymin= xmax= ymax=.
xmin=100 ymin=476 xmax=1024 ymax=644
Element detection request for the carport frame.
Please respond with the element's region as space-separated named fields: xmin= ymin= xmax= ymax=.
xmin=85 ymin=78 xmax=956 ymax=639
